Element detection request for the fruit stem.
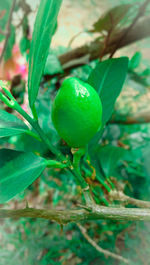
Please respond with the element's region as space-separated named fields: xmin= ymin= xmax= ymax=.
xmin=71 ymin=147 xmax=95 ymax=206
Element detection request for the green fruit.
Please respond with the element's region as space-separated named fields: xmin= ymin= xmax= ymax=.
xmin=51 ymin=77 xmax=102 ymax=148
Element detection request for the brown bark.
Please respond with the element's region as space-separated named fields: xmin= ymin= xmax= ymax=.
xmin=55 ymin=17 xmax=150 ymax=72
xmin=1 ymin=205 xmax=150 ymax=223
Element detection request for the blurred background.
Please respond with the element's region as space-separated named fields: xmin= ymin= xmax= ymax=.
xmin=0 ymin=0 xmax=150 ymax=264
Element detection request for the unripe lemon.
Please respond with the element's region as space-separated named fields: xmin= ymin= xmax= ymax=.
xmin=51 ymin=77 xmax=102 ymax=148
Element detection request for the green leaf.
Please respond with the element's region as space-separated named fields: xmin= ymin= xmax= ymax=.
xmin=0 ymin=149 xmax=46 ymax=203
xmin=0 ymin=109 xmax=28 ymax=138
xmin=10 ymin=133 xmax=48 ymax=155
xmin=28 ymin=0 xmax=62 ymax=109
xmin=35 ymin=87 xmax=60 ymax=144
xmin=4 ymin=24 xmax=15 ymax=61
xmin=89 ymin=145 xmax=126 ymax=181
xmin=129 ymin=52 xmax=142 ymax=70
xmin=88 ymin=57 xmax=129 ymax=126
xmin=44 ymin=53 xmax=63 ymax=75
xmin=88 ymin=57 xmax=128 ymax=151
xmin=19 ymin=36 xmax=30 ymax=55
xmin=95 ymin=145 xmax=126 ymax=177
xmin=91 ymin=4 xmax=131 ymax=33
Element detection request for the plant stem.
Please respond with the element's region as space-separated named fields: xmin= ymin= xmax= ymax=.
xmin=46 ymin=159 xmax=67 ymax=169
xmin=0 ymin=84 xmax=95 ymax=205
xmin=71 ymin=147 xmax=95 ymax=206
xmin=0 ymin=83 xmax=106 ymax=206
xmin=91 ymin=187 xmax=109 ymax=206
xmin=0 ymin=83 xmax=64 ymax=160
xmin=84 ymin=154 xmax=111 ymax=192
xmin=19 ymin=109 xmax=65 ymax=160
xmin=25 ymin=130 xmax=41 ymax=141
xmin=96 ymin=174 xmax=111 ymax=192
xmin=1 ymin=205 xmax=150 ymax=222
xmin=106 ymin=177 xmax=115 ymax=190
xmin=110 ymin=190 xmax=150 ymax=208
xmin=31 ymin=103 xmax=38 ymax=121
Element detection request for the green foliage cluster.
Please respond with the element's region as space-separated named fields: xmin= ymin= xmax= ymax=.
xmin=0 ymin=0 xmax=150 ymax=264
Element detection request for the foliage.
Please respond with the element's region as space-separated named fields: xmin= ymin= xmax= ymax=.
xmin=28 ymin=0 xmax=62 ymax=109
xmin=0 ymin=109 xmax=28 ymax=138
xmin=88 ymin=57 xmax=128 ymax=126
xmin=0 ymin=149 xmax=46 ymax=203
xmin=90 ymin=4 xmax=132 ymax=33
xmin=0 ymin=0 xmax=150 ymax=264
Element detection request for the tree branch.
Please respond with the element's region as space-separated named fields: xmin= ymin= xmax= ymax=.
xmin=110 ymin=190 xmax=150 ymax=208
xmin=77 ymin=223 xmax=130 ymax=264
xmin=0 ymin=0 xmax=16 ymax=63
xmin=109 ymin=0 xmax=150 ymax=58
xmin=1 ymin=205 xmax=150 ymax=223
xmin=49 ymin=17 xmax=150 ymax=75
xmin=110 ymin=111 xmax=150 ymax=124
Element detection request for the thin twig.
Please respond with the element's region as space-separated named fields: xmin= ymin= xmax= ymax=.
xmin=110 ymin=190 xmax=150 ymax=208
xmin=45 ymin=16 xmax=150 ymax=78
xmin=109 ymin=0 xmax=150 ymax=58
xmin=99 ymin=13 xmax=114 ymax=60
xmin=77 ymin=223 xmax=130 ymax=264
xmin=0 ymin=0 xmax=16 ymax=63
xmin=68 ymin=31 xmax=84 ymax=47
